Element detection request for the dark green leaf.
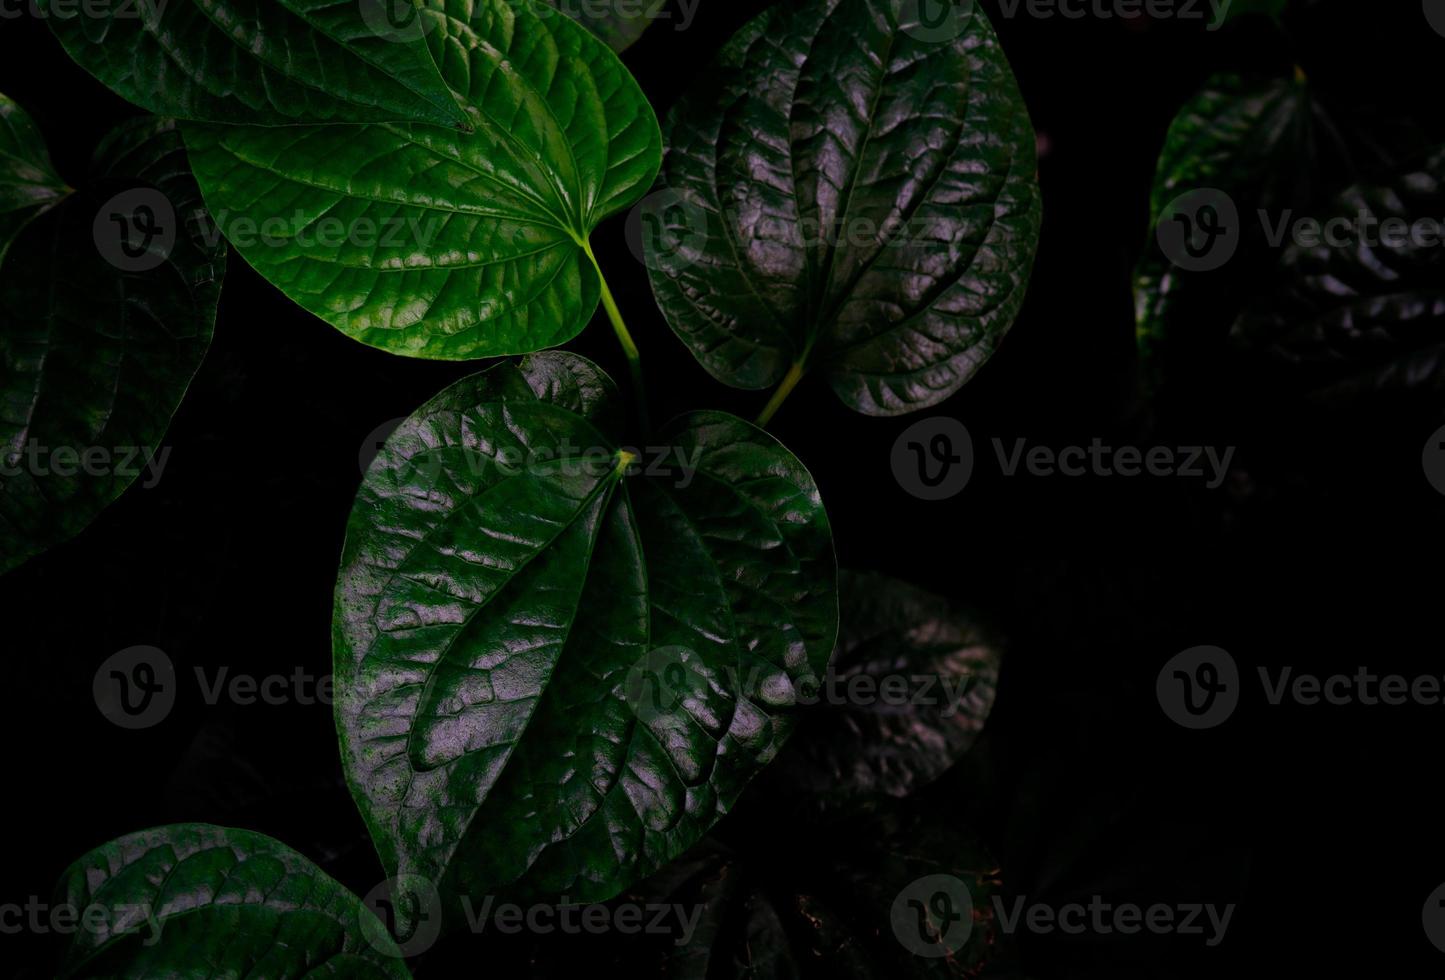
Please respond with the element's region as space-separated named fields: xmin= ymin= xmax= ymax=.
xmin=185 ymin=0 xmax=661 ymax=360
xmin=1133 ymin=72 xmax=1376 ymax=390
xmin=0 ymin=117 xmax=226 ymax=576
xmin=763 ymin=570 xmax=1002 ymax=804
xmin=52 ymin=824 xmax=409 ymax=978
xmin=0 ymin=93 xmax=70 ymax=268
xmin=644 ymin=0 xmax=1040 ymax=416
xmin=1231 ymin=147 xmax=1445 ymax=402
xmin=334 ymin=352 xmax=837 ymax=909
xmin=547 ymin=0 xmax=668 ymax=51
xmin=42 ymin=0 xmax=466 ymax=127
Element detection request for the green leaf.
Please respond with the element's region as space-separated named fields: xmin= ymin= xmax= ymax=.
xmin=1231 ymin=147 xmax=1445 ymax=403
xmin=643 ymin=0 xmax=1041 ymax=416
xmin=41 ymin=0 xmax=466 ymax=127
xmin=52 ymin=824 xmax=409 ymax=978
xmin=185 ymin=0 xmax=661 ymax=360
xmin=1133 ymin=73 xmax=1346 ymax=377
xmin=0 ymin=117 xmax=226 ymax=576
xmin=546 ymin=0 xmax=668 ymax=51
xmin=334 ymin=352 xmax=837 ymax=910
xmin=0 ymin=93 xmax=70 ymax=268
xmin=761 ymin=570 xmax=1002 ymax=805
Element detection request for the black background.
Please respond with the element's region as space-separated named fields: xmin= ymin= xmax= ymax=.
xmin=3 ymin=1 xmax=1445 ymax=976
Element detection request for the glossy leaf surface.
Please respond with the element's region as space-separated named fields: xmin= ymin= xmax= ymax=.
xmin=0 ymin=93 xmax=69 ymax=267
xmin=334 ymin=352 xmax=837 ymax=908
xmin=186 ymin=0 xmax=661 ymax=359
xmin=53 ymin=824 xmax=408 ymax=978
xmin=42 ymin=0 xmax=466 ymax=127
xmin=1133 ymin=73 xmax=1347 ymax=377
xmin=645 ymin=0 xmax=1041 ymax=415
xmin=1232 ymin=147 xmax=1445 ymax=401
xmin=0 ymin=118 xmax=226 ymax=575
xmin=764 ymin=570 xmax=1001 ymax=803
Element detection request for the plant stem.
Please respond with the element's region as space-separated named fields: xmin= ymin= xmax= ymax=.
xmin=583 ymin=241 xmax=649 ymax=434
xmin=756 ymin=361 xmax=806 ymax=428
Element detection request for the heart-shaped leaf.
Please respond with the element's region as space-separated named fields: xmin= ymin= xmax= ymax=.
xmin=643 ymin=0 xmax=1041 ymax=417
xmin=0 ymin=93 xmax=70 ymax=268
xmin=52 ymin=824 xmax=409 ymax=977
xmin=1133 ymin=73 xmax=1352 ymax=382
xmin=546 ymin=0 xmax=667 ymax=51
xmin=0 ymin=117 xmax=226 ymax=576
xmin=1231 ymin=146 xmax=1445 ymax=402
xmin=185 ymin=0 xmax=661 ymax=359
xmin=761 ymin=570 xmax=1002 ymax=805
xmin=334 ymin=352 xmax=837 ymax=910
xmin=42 ymin=0 xmax=466 ymax=127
